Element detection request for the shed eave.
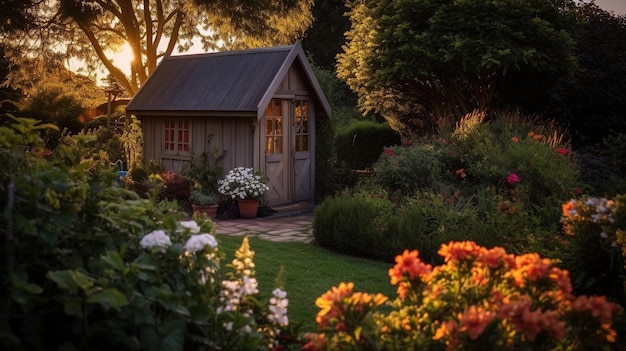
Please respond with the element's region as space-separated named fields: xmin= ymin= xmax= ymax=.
xmin=127 ymin=109 xmax=257 ymax=117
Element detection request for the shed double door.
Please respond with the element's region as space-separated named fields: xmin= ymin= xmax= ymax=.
xmin=264 ymin=98 xmax=312 ymax=206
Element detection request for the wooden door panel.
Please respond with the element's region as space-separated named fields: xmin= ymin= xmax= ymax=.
xmin=265 ymin=155 xmax=287 ymax=204
xmin=294 ymin=153 xmax=311 ymax=201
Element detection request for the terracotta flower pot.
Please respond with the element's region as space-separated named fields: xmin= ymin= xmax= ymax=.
xmin=237 ymin=199 xmax=260 ymax=219
xmin=192 ymin=204 xmax=218 ymax=219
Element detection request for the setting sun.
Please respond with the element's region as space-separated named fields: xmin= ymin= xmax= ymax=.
xmin=109 ymin=41 xmax=135 ymax=75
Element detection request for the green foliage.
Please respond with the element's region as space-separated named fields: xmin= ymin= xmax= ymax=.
xmin=315 ymin=111 xmax=581 ymax=265
xmin=556 ymin=3 xmax=626 ymax=148
xmin=1 ymin=117 xmax=298 ymax=350
xmin=189 ymin=189 xmax=218 ymax=206
xmin=313 ymin=189 xmax=396 ymax=260
xmin=8 ymin=0 xmax=314 ymax=95
xmin=129 ymin=166 xmax=149 ymax=182
xmin=336 ymin=121 xmax=401 ymax=170
xmin=159 ymin=171 xmax=193 ymax=206
xmin=181 ymin=136 xmax=225 ymax=197
xmin=120 ymin=116 xmax=143 ymax=170
xmin=314 ymin=109 xmax=338 ymax=202
xmin=337 ymin=0 xmax=580 ymax=136
xmin=372 ymin=140 xmax=448 ymax=194
xmin=560 ymin=196 xmax=626 ymax=305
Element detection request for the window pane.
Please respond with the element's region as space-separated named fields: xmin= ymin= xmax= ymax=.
xmin=275 ymin=117 xmax=282 ymax=135
xmin=266 ymin=119 xmax=273 ymax=135
xmin=275 ymin=136 xmax=282 ymax=153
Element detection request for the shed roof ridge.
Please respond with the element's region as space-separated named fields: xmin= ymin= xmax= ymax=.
xmin=165 ymin=44 xmax=295 ymax=61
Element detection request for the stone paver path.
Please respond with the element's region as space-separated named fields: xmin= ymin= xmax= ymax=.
xmin=213 ymin=212 xmax=314 ymax=243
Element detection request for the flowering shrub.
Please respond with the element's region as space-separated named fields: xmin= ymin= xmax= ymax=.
xmin=560 ymin=195 xmax=626 ymax=304
xmin=1 ymin=119 xmax=294 ymax=350
xmin=50 ymin=219 xmax=294 ymax=350
xmin=304 ymin=241 xmax=624 ymax=350
xmin=218 ymin=167 xmax=270 ymax=200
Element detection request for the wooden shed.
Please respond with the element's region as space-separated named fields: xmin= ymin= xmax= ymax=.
xmin=125 ymin=41 xmax=331 ymax=206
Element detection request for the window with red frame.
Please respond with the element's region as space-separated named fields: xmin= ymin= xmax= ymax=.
xmin=164 ymin=119 xmax=191 ymax=154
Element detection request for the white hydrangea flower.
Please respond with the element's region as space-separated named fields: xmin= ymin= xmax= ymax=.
xmin=184 ymin=233 xmax=218 ymax=252
xmin=140 ymin=230 xmax=172 ymax=251
xmin=179 ymin=220 xmax=200 ymax=233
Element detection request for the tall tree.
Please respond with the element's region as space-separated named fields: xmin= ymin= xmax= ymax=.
xmin=301 ymin=0 xmax=351 ymax=71
xmin=0 ymin=0 xmax=36 ymax=34
xmin=558 ymin=2 xmax=626 ymax=147
xmin=337 ymin=0 xmax=581 ymax=136
xmin=3 ymin=0 xmax=313 ymax=96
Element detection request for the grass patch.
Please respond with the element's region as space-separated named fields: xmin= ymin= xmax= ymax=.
xmin=216 ymin=234 xmax=397 ymax=333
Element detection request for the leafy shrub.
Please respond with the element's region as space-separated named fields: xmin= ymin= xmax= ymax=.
xmin=1 ymin=117 xmax=297 ymax=350
xmin=315 ymin=113 xmax=340 ymax=202
xmin=336 ymin=121 xmax=400 ymax=170
xmin=304 ymin=242 xmax=625 ymax=350
xmin=560 ymin=195 xmax=626 ymax=305
xmin=129 ymin=166 xmax=149 ymax=182
xmin=390 ymin=192 xmax=505 ymax=265
xmin=158 ymin=171 xmax=193 ymax=208
xmin=313 ymin=189 xmax=396 ymax=260
xmin=320 ymin=110 xmax=582 ymax=264
xmin=372 ymin=142 xmax=448 ymax=195
xmin=181 ymin=136 xmax=225 ymax=197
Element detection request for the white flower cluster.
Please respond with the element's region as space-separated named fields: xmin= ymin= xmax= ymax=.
xmin=184 ymin=234 xmax=218 ymax=252
xmin=267 ymin=288 xmax=289 ymax=327
xmin=218 ymin=167 xmax=270 ymax=200
xmin=179 ymin=220 xmax=200 ymax=233
xmin=216 ymin=276 xmax=259 ymax=314
xmin=140 ymin=230 xmax=172 ymax=251
xmin=140 ymin=222 xmax=218 ymax=256
xmin=584 ymin=197 xmax=617 ymax=224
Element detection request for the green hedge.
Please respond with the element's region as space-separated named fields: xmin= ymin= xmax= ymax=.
xmin=336 ymin=121 xmax=400 ymax=170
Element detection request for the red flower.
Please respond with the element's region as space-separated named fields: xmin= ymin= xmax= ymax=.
xmin=556 ymin=148 xmax=570 ymax=156
xmin=506 ymin=173 xmax=520 ymax=185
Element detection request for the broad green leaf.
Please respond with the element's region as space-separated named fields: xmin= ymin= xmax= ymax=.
xmin=47 ymin=270 xmax=95 ymax=293
xmin=86 ymin=288 xmax=129 ymax=310
xmin=102 ymin=251 xmax=127 ymax=272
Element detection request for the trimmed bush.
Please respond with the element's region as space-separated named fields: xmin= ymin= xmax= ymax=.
xmin=313 ymin=189 xmax=396 ymax=260
xmin=336 ymin=121 xmax=400 ymax=170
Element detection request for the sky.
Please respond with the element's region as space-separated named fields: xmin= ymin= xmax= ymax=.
xmin=592 ymin=0 xmax=626 ymax=14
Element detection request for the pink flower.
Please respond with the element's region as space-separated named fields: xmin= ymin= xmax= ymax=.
xmin=383 ymin=148 xmax=396 ymax=157
xmin=507 ymin=173 xmax=520 ymax=185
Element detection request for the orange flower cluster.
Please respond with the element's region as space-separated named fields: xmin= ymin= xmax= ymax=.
xmin=307 ymin=241 xmax=624 ymax=350
xmin=388 ymin=249 xmax=432 ymax=300
xmin=527 ymin=131 xmax=544 ymax=141
xmin=313 ymin=282 xmax=387 ymax=331
xmin=499 ymin=297 xmax=565 ymax=341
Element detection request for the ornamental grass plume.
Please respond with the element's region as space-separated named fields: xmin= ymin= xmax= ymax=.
xmin=305 ymin=241 xmax=624 ymax=350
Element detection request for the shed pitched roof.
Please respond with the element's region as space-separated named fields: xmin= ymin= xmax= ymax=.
xmin=126 ymin=41 xmax=331 ymax=118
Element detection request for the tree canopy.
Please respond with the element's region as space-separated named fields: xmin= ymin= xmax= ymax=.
xmin=337 ymin=0 xmax=581 ymax=136
xmin=3 ymin=0 xmax=314 ymax=96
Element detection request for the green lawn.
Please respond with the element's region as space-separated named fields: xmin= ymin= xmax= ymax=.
xmin=217 ymin=234 xmax=397 ymax=333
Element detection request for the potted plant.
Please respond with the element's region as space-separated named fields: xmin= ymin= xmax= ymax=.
xmin=217 ymin=167 xmax=270 ymax=219
xmin=190 ymin=190 xmax=219 ymax=218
